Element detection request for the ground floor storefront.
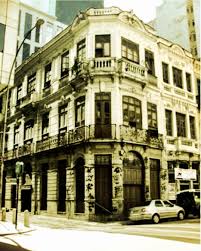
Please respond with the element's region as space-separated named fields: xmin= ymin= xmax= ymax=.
xmin=2 ymin=143 xmax=200 ymax=220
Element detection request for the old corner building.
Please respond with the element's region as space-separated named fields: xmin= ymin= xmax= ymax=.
xmin=1 ymin=7 xmax=200 ymax=220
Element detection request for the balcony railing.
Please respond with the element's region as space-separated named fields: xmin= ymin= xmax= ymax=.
xmin=89 ymin=57 xmax=117 ymax=73
xmin=118 ymin=58 xmax=147 ymax=84
xmin=120 ymin=125 xmax=163 ymax=149
xmin=5 ymin=125 xmax=165 ymax=158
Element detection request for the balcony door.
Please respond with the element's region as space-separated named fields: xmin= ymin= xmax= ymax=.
xmin=95 ymin=92 xmax=111 ymax=138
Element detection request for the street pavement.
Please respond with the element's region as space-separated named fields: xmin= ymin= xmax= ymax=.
xmin=0 ymin=212 xmax=200 ymax=251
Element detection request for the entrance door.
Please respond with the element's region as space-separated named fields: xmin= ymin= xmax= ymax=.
xmin=40 ymin=164 xmax=48 ymax=210
xmin=150 ymin=159 xmax=160 ymax=199
xmin=95 ymin=155 xmax=112 ymax=215
xmin=123 ymin=152 xmax=145 ymax=215
xmin=21 ymin=189 xmax=32 ymax=212
xmin=75 ymin=158 xmax=85 ymax=213
xmin=95 ymin=93 xmax=111 ymax=138
xmin=58 ymin=160 xmax=66 ymax=212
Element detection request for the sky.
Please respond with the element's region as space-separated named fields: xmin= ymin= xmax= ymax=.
xmin=104 ymin=0 xmax=163 ymax=22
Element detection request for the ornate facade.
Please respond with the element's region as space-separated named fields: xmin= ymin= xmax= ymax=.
xmin=2 ymin=7 xmax=200 ymax=220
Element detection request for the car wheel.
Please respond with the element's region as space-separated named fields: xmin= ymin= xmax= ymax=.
xmin=152 ymin=214 xmax=160 ymax=224
xmin=178 ymin=211 xmax=184 ymax=220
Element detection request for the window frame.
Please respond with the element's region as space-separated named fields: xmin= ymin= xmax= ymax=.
xmin=77 ymin=38 xmax=86 ymax=62
xmin=121 ymin=37 xmax=139 ymax=64
xmin=61 ymin=51 xmax=69 ymax=77
xmin=162 ymin=62 xmax=169 ymax=83
xmin=95 ymin=34 xmax=111 ymax=58
xmin=165 ymin=109 xmax=172 ymax=136
xmin=145 ymin=49 xmax=155 ymax=75
xmin=122 ymin=96 xmax=142 ymax=128
xmin=44 ymin=63 xmax=52 ymax=89
xmin=173 ymin=67 xmax=183 ymax=88
xmin=189 ymin=116 xmax=196 ymax=139
xmin=59 ymin=104 xmax=68 ymax=130
xmin=24 ymin=120 xmax=34 ymax=142
xmin=27 ymin=72 xmax=36 ymax=94
xmin=75 ymin=96 xmax=85 ymax=127
xmin=42 ymin=113 xmax=49 ymax=138
xmin=186 ymin=72 xmax=192 ymax=92
xmin=176 ymin=112 xmax=186 ymax=137
xmin=147 ymin=102 xmax=157 ymax=129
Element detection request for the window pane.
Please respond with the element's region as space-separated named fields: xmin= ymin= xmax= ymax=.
xmin=0 ymin=23 xmax=6 ymax=52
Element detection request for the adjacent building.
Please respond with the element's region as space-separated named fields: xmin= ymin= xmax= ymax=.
xmin=1 ymin=7 xmax=200 ymax=220
xmin=151 ymin=0 xmax=200 ymax=58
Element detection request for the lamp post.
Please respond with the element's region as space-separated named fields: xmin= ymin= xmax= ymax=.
xmin=0 ymin=19 xmax=44 ymax=209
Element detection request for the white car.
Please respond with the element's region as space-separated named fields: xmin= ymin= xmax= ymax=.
xmin=129 ymin=199 xmax=185 ymax=224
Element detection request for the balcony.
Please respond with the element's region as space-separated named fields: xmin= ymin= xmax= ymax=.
xmin=5 ymin=124 xmax=164 ymax=158
xmin=118 ymin=58 xmax=147 ymax=86
xmin=4 ymin=143 xmax=34 ymax=160
xmin=120 ymin=125 xmax=163 ymax=149
xmin=89 ymin=57 xmax=117 ymax=75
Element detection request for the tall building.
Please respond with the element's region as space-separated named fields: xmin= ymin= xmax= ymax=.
xmin=1 ymin=7 xmax=199 ymax=220
xmin=16 ymin=1 xmax=66 ymax=66
xmin=152 ymin=0 xmax=200 ymax=58
xmin=21 ymin=0 xmax=56 ymax=16
xmin=56 ymin=0 xmax=104 ymax=24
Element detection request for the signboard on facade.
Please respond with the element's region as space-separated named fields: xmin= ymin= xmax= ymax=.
xmin=174 ymin=168 xmax=197 ymax=180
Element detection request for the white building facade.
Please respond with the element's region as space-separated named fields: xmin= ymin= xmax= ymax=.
xmin=2 ymin=7 xmax=200 ymax=220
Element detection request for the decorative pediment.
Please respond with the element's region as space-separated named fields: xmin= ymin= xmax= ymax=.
xmin=118 ymin=11 xmax=145 ymax=32
xmin=171 ymin=44 xmax=185 ymax=57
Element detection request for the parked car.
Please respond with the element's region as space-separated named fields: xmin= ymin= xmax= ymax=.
xmin=128 ymin=199 xmax=185 ymax=224
xmin=176 ymin=189 xmax=200 ymax=218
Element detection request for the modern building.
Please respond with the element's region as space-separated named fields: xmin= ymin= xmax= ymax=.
xmin=16 ymin=1 xmax=66 ymax=66
xmin=151 ymin=0 xmax=200 ymax=58
xmin=1 ymin=7 xmax=200 ymax=220
xmin=21 ymin=0 xmax=56 ymax=16
xmin=56 ymin=0 xmax=104 ymax=24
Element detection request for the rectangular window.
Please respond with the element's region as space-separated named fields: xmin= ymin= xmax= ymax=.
xmin=27 ymin=73 xmax=36 ymax=94
xmin=42 ymin=113 xmax=49 ymax=138
xmin=186 ymin=73 xmax=192 ymax=92
xmin=123 ymin=96 xmax=142 ymax=128
xmin=162 ymin=62 xmax=169 ymax=83
xmin=145 ymin=49 xmax=155 ymax=75
xmin=24 ymin=13 xmax=32 ymax=39
xmin=35 ymin=23 xmax=40 ymax=43
xmin=176 ymin=112 xmax=186 ymax=137
xmin=44 ymin=63 xmax=51 ymax=89
xmin=75 ymin=96 xmax=85 ymax=127
xmin=95 ymin=34 xmax=111 ymax=57
xmin=122 ymin=38 xmax=139 ymax=63
xmin=17 ymin=84 xmax=22 ymax=105
xmin=147 ymin=102 xmax=157 ymax=129
xmin=165 ymin=109 xmax=172 ymax=136
xmin=59 ymin=105 xmax=68 ymax=129
xmin=14 ymin=126 xmax=20 ymax=146
xmin=0 ymin=23 xmax=6 ymax=52
xmin=173 ymin=67 xmax=183 ymax=88
xmin=24 ymin=120 xmax=34 ymax=142
xmin=61 ymin=51 xmax=69 ymax=77
xmin=22 ymin=43 xmax=30 ymax=61
xmin=189 ymin=116 xmax=196 ymax=139
xmin=77 ymin=38 xmax=86 ymax=62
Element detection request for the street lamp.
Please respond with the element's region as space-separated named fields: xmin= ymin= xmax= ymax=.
xmin=0 ymin=19 xmax=44 ymax=209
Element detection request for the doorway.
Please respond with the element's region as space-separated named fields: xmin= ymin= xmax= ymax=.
xmin=123 ymin=152 xmax=145 ymax=215
xmin=95 ymin=155 xmax=112 ymax=215
xmin=57 ymin=160 xmax=66 ymax=212
xmin=75 ymin=158 xmax=85 ymax=213
xmin=150 ymin=159 xmax=160 ymax=199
